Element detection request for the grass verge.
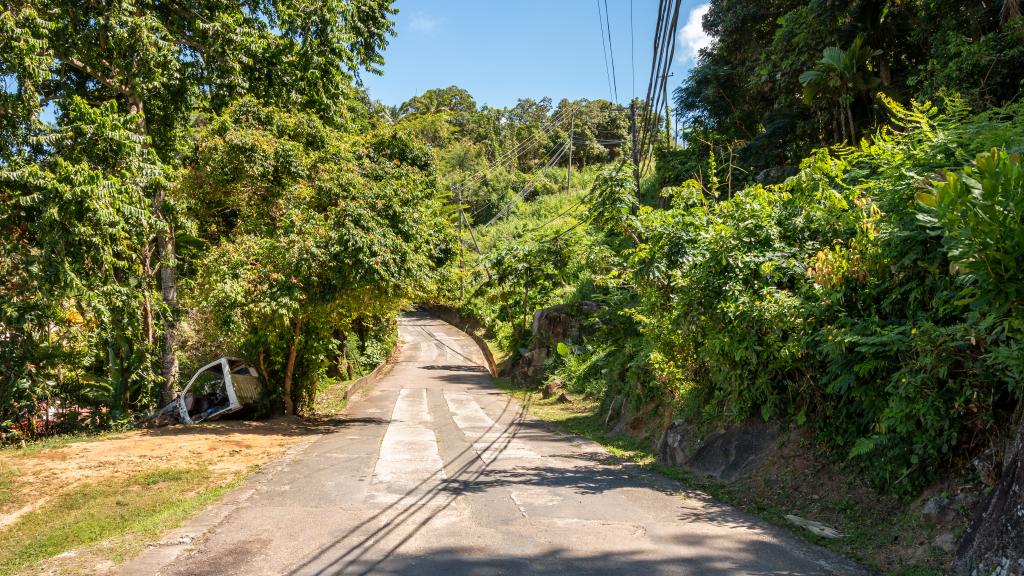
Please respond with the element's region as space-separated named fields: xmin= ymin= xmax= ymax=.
xmin=0 ymin=464 xmax=15 ymax=509
xmin=0 ymin=466 xmax=241 ymax=576
xmin=1 ymin=431 xmax=126 ymax=457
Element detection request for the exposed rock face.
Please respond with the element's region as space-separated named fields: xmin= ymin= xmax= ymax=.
xmin=531 ymin=301 xmax=600 ymax=349
xmin=508 ymin=301 xmax=599 ymax=386
xmin=659 ymin=420 xmax=695 ymax=467
xmin=658 ymin=418 xmax=779 ymax=482
xmin=952 ymin=423 xmax=1024 ymax=576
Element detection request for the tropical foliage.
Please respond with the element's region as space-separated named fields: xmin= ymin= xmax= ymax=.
xmin=0 ymin=0 xmax=451 ymax=436
xmin=669 ymin=0 xmax=1024 ymax=183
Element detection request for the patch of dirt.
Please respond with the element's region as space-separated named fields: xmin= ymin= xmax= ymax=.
xmin=0 ymin=417 xmax=323 ymax=528
xmin=724 ymin=427 xmax=973 ymax=574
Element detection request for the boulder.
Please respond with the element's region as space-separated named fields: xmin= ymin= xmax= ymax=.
xmin=934 ymin=532 xmax=958 ymax=554
xmin=530 ymin=301 xmax=600 ymax=349
xmin=658 ymin=418 xmax=779 ymax=482
xmin=542 ymin=379 xmax=563 ymax=399
xmin=921 ymin=495 xmax=958 ymax=525
xmin=508 ymin=301 xmax=599 ymax=387
xmin=510 ymin=348 xmax=547 ymax=386
xmin=755 ymin=165 xmax=799 ymax=185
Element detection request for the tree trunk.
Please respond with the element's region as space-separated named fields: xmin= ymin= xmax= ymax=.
xmin=878 ymin=57 xmax=892 ymax=86
xmin=130 ymin=96 xmax=177 ymax=404
xmin=846 ymin=105 xmax=856 ymax=145
xmin=258 ymin=351 xmax=269 ymax=385
xmin=141 ymin=243 xmax=154 ymax=346
xmin=157 ymin=221 xmax=178 ymax=404
xmin=282 ymin=318 xmax=303 ymax=415
xmin=952 ymin=414 xmax=1024 ymax=574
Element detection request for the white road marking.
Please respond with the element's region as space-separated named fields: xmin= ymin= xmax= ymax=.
xmin=444 ymin=391 xmax=494 ymax=429
xmin=443 ymin=391 xmax=540 ymax=463
xmin=372 ymin=389 xmax=444 ymax=485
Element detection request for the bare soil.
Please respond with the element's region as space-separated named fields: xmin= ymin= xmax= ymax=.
xmin=0 ymin=417 xmax=324 ymax=529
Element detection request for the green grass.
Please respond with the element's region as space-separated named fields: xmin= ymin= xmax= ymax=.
xmin=313 ymin=376 xmax=353 ymax=416
xmin=0 ymin=464 xmax=15 ymax=509
xmin=0 ymin=466 xmax=240 ymax=576
xmin=1 ymin=430 xmax=127 ymax=457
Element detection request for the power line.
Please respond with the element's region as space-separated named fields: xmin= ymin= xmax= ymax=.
xmin=466 ymin=107 xmax=569 ymax=187
xmin=630 ymin=0 xmax=636 ymax=101
xmin=461 ymin=103 xmax=576 ymax=198
xmin=596 ymin=0 xmax=614 ymax=102
xmin=603 ymin=0 xmax=619 ymax=103
xmin=480 ymin=141 xmax=571 ymax=229
xmin=635 ymin=0 xmax=683 ymax=180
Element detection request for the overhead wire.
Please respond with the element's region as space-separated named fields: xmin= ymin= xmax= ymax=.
xmin=640 ymin=0 xmax=682 ymax=177
xmin=461 ymin=1 xmax=686 ymax=289
xmin=596 ymin=0 xmax=614 ymax=102
xmin=461 ymin=103 xmax=577 ymax=199
xmin=636 ymin=0 xmax=683 ymax=179
xmin=462 ymin=105 xmax=581 ymax=222
xmin=480 ymin=140 xmax=571 ymax=229
xmin=603 ymin=0 xmax=619 ymax=103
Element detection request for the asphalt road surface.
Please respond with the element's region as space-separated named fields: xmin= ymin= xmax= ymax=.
xmin=134 ymin=312 xmax=871 ymax=576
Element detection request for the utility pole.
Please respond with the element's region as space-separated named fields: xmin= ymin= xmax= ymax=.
xmin=665 ymin=100 xmax=672 ymax=148
xmin=457 ymin=188 xmax=465 ymax=301
xmin=630 ymin=100 xmax=640 ymax=196
xmin=662 ymin=72 xmax=674 ymax=148
xmin=566 ymin=111 xmax=574 ymax=191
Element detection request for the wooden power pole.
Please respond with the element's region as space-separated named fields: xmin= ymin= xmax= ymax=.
xmin=457 ymin=188 xmax=465 ymax=300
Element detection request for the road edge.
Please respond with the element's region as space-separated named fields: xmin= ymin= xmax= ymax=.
xmin=120 ymin=340 xmax=405 ymax=575
xmin=118 ymin=433 xmax=322 ymax=576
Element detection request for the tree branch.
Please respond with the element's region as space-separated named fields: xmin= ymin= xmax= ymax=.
xmin=63 ymin=56 xmax=134 ymax=99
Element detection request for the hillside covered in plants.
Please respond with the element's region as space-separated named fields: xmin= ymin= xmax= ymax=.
xmin=2 ymin=0 xmax=1023 ymax=574
xmin=417 ymin=2 xmax=1024 ymax=573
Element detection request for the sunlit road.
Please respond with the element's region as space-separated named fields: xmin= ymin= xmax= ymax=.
xmin=132 ymin=312 xmax=870 ymax=575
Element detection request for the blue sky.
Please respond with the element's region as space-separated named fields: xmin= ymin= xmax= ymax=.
xmin=362 ymin=1 xmax=713 ymax=109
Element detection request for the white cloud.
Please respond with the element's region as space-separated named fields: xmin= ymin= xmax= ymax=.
xmin=409 ymin=12 xmax=443 ymax=34
xmin=677 ymin=3 xmax=713 ymax=62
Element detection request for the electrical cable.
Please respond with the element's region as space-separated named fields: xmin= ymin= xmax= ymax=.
xmin=603 ymin=0 xmax=619 ymax=103
xmin=596 ymin=0 xmax=614 ymax=102
xmin=480 ymin=141 xmax=571 ymax=229
xmin=460 ymin=103 xmax=577 ymax=200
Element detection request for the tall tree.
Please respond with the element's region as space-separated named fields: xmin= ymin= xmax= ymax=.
xmin=1 ymin=0 xmax=397 ymax=406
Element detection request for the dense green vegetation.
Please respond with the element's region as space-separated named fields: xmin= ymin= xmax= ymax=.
xmin=666 ymin=0 xmax=1024 ymax=185
xmin=0 ymin=0 xmax=450 ymax=436
xmin=2 ymin=0 xmax=1022 ymax=522
xmin=415 ymin=4 xmax=1024 ymax=500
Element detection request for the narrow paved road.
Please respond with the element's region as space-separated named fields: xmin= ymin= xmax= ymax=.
xmin=140 ymin=312 xmax=869 ymax=575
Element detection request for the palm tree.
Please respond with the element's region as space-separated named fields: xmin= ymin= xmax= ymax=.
xmin=799 ymin=35 xmax=881 ymax=144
